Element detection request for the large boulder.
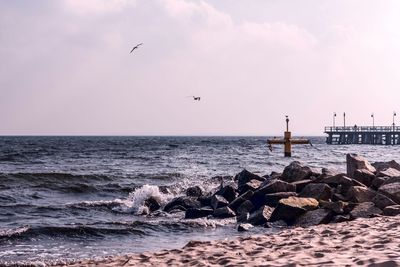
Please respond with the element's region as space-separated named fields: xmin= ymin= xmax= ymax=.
xmin=164 ymin=196 xmax=201 ymax=212
xmin=372 ymin=160 xmax=400 ymax=172
xmin=251 ymin=180 xmax=296 ymax=209
xmin=213 ymin=206 xmax=236 ymax=218
xmin=350 ymin=202 xmax=382 ymax=219
xmin=185 ymin=207 xmax=214 ymax=219
xmin=299 ymin=183 xmax=333 ymax=201
xmin=371 ymin=176 xmax=389 ymax=190
xmin=346 ymin=186 xmax=376 ymax=203
xmin=319 ymin=200 xmax=346 ymax=214
xmin=378 ymin=177 xmax=400 ymax=204
xmin=346 ymin=154 xmax=376 ymax=178
xmin=294 ymin=209 xmax=332 ymax=227
xmin=353 ymin=169 xmax=375 ymax=187
xmin=247 ymin=205 xmax=274 ymax=226
xmin=234 ymin=169 xmax=265 ymax=189
xmin=186 ymin=186 xmax=203 ymax=197
xmin=376 ymin=168 xmax=400 ymax=178
xmin=280 ymin=161 xmax=314 ymax=183
xmin=264 ymin=192 xmax=298 ymax=207
xmin=373 ymin=193 xmax=397 ymax=210
xmin=144 ymin=196 xmax=162 ymax=213
xmin=215 ymin=185 xmax=237 ymax=203
xmin=210 ymin=195 xmax=229 ymax=210
xmin=320 ymin=174 xmax=353 ymax=187
xmin=238 ymin=179 xmax=263 ymax=194
xmin=228 ymin=190 xmax=254 ymax=211
xmin=236 ymin=200 xmax=255 ymax=215
xmin=383 ymin=205 xmax=400 ymax=216
xmin=292 ymin=179 xmax=313 ymax=193
xmin=269 ymin=196 xmax=319 ymax=224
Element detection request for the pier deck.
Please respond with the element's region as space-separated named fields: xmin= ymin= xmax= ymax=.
xmin=324 ymin=126 xmax=400 ymax=145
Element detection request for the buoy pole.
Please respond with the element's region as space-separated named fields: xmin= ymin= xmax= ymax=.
xmin=284 ymin=116 xmax=291 ymax=157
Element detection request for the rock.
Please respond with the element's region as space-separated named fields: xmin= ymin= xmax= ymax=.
xmin=184 ymin=208 xmax=214 ymax=219
xmin=238 ymin=179 xmax=263 ymax=194
xmin=280 ymin=161 xmax=313 ymax=183
xmin=320 ymin=174 xmax=354 ymax=187
xmin=371 ymin=176 xmax=389 ymax=190
xmin=215 ymin=185 xmax=237 ymax=203
xmin=383 ymin=205 xmax=400 ymax=216
xmin=198 ymin=194 xmax=212 ymax=207
xmin=234 ymin=169 xmax=265 ymax=189
xmin=210 ymin=195 xmax=229 ymax=210
xmin=347 ymin=186 xmax=376 ymax=203
xmin=378 ymin=177 xmax=400 ymax=203
xmin=372 ymin=160 xmax=400 ymax=172
xmin=237 ymin=223 xmax=254 ymax=232
xmin=346 ymin=154 xmax=376 ymax=178
xmin=372 ymin=193 xmax=397 ymax=210
xmin=264 ymin=192 xmax=298 ymax=207
xmin=164 ymin=196 xmax=201 ymax=212
xmin=237 ymin=200 xmax=254 ymax=215
xmin=332 ymin=193 xmax=349 ymax=202
xmin=269 ymin=196 xmax=319 ymax=224
xmin=319 ymin=200 xmax=346 ymax=214
xmin=376 ymin=168 xmax=400 ymax=178
xmin=292 ymin=179 xmax=313 ymax=193
xmin=350 ymin=202 xmax=382 ymax=219
xmin=186 ymin=186 xmax=203 ymax=197
xmin=213 ymin=206 xmax=236 ymax=218
xmin=294 ymin=209 xmax=332 ymax=227
xmin=228 ymin=190 xmax=254 ymax=211
xmin=255 ymin=179 xmax=296 ymax=195
xmin=247 ymin=205 xmax=274 ymax=226
xmin=353 ymin=169 xmax=375 ymax=187
xmin=144 ymin=196 xmax=162 ymax=212
xmin=332 ymin=215 xmax=351 ymax=223
xmin=299 ymin=183 xmax=333 ymax=201
xmin=236 ymin=212 xmax=250 ymax=223
xmin=320 ymin=168 xmax=340 ymax=178
xmin=265 ymin=220 xmax=288 ymax=228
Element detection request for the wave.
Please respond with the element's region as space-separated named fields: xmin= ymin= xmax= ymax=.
xmin=0 ymin=172 xmax=113 ymax=182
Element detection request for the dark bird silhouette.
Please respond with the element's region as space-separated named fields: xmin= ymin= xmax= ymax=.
xmin=187 ymin=96 xmax=201 ymax=101
xmin=130 ymin=43 xmax=143 ymax=53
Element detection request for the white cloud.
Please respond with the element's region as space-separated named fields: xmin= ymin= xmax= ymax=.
xmin=63 ymin=0 xmax=136 ymax=15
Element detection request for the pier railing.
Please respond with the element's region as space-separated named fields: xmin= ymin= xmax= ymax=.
xmin=325 ymin=126 xmax=400 ymax=133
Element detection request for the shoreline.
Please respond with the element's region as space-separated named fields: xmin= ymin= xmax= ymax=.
xmin=57 ymin=215 xmax=400 ymax=266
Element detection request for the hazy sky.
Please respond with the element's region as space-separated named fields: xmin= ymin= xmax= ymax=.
xmin=1 ymin=0 xmax=400 ymax=135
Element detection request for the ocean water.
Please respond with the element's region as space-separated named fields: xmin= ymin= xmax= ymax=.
xmin=1 ymin=136 xmax=400 ymax=265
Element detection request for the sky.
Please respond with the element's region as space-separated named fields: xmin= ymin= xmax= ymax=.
xmin=1 ymin=0 xmax=400 ymax=135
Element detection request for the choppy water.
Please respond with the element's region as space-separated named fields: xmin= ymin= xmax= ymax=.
xmin=1 ymin=136 xmax=400 ymax=265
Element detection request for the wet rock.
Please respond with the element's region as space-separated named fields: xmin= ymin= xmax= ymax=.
xmin=383 ymin=205 xmax=400 ymax=216
xmin=346 ymin=154 xmax=376 ymax=178
xmin=186 ymin=186 xmax=203 ymax=197
xmin=378 ymin=177 xmax=400 ymax=203
xmin=295 ymin=209 xmax=332 ymax=227
xmin=255 ymin=179 xmax=296 ymax=195
xmin=237 ymin=200 xmax=254 ymax=215
xmin=372 ymin=193 xmax=397 ymax=210
xmin=247 ymin=205 xmax=274 ymax=226
xmin=213 ymin=206 xmax=236 ymax=218
xmin=332 ymin=215 xmax=351 ymax=223
xmin=237 ymin=223 xmax=254 ymax=232
xmin=210 ymin=195 xmax=229 ymax=210
xmin=299 ymin=183 xmax=333 ymax=201
xmin=280 ymin=161 xmax=314 ymax=183
xmin=264 ymin=192 xmax=298 ymax=207
xmin=269 ymin=196 xmax=319 ymax=224
xmin=265 ymin=220 xmax=288 ymax=228
xmin=234 ymin=169 xmax=265 ymax=189
xmin=198 ymin=194 xmax=212 ymax=207
xmin=347 ymin=186 xmax=376 ymax=203
xmin=371 ymin=176 xmax=389 ymax=190
xmin=144 ymin=196 xmax=162 ymax=212
xmin=215 ymin=185 xmax=237 ymax=203
xmin=185 ymin=207 xmax=214 ymax=219
xmin=353 ymin=169 xmax=375 ymax=187
xmin=164 ymin=196 xmax=201 ymax=212
xmin=292 ymin=179 xmax=313 ymax=193
xmin=376 ymin=168 xmax=400 ymax=178
xmin=236 ymin=212 xmax=250 ymax=223
xmin=372 ymin=160 xmax=400 ymax=172
xmin=228 ymin=190 xmax=254 ymax=211
xmin=319 ymin=200 xmax=346 ymax=214
xmin=238 ymin=179 xmax=263 ymax=194
xmin=350 ymin=202 xmax=382 ymax=219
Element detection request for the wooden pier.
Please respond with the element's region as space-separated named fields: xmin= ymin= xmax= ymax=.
xmin=325 ymin=126 xmax=400 ymax=145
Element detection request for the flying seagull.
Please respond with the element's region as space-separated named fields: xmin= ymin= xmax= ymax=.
xmin=130 ymin=43 xmax=143 ymax=53
xmin=187 ymin=96 xmax=201 ymax=101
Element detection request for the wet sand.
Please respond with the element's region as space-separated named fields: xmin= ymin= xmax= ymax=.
xmin=58 ymin=215 xmax=400 ymax=267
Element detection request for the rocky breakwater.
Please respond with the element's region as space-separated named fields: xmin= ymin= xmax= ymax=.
xmin=143 ymin=154 xmax=400 ymax=231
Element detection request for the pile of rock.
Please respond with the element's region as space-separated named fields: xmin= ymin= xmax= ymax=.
xmin=146 ymin=154 xmax=400 ymax=231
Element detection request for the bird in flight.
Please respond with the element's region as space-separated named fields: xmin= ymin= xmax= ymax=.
xmin=188 ymin=96 xmax=201 ymax=101
xmin=130 ymin=43 xmax=143 ymax=53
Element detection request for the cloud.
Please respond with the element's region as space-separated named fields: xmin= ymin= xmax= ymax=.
xmin=63 ymin=0 xmax=136 ymax=15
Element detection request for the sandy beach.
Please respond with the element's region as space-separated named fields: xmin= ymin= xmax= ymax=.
xmin=58 ymin=215 xmax=400 ymax=267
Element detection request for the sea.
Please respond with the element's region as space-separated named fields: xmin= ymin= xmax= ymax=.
xmin=1 ymin=136 xmax=400 ymax=265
